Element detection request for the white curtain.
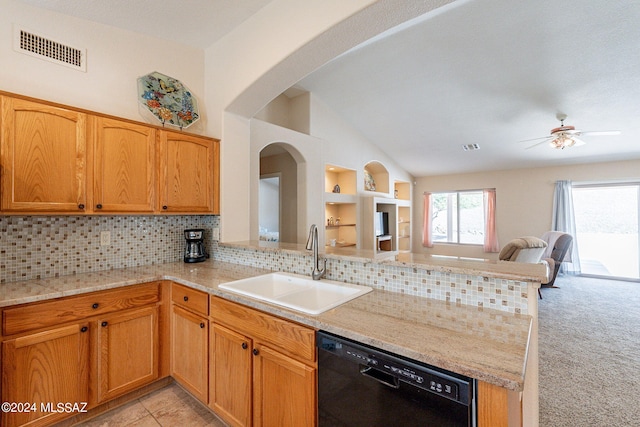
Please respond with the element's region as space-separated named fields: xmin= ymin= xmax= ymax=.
xmin=552 ymin=180 xmax=581 ymax=274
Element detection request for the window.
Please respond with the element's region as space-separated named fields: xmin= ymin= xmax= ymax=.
xmin=431 ymin=191 xmax=484 ymax=244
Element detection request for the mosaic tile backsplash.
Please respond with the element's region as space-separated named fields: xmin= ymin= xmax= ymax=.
xmin=1 ymin=214 xmax=529 ymax=314
xmin=213 ymin=245 xmax=530 ymax=315
xmin=0 ymin=215 xmax=219 ymax=284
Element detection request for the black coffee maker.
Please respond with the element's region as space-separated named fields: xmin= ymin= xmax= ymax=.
xmin=184 ymin=229 xmax=208 ymax=263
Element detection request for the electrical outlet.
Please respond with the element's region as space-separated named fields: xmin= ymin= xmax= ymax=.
xmin=100 ymin=231 xmax=111 ymax=246
xmin=212 ymin=227 xmax=220 ymax=241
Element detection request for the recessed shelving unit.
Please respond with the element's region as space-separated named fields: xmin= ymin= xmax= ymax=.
xmin=397 ymin=203 xmax=411 ymax=252
xmin=324 ymin=164 xmax=358 ymax=247
xmin=394 ymin=180 xmax=411 ymax=201
xmin=394 ymin=180 xmax=412 ymax=252
xmin=325 ymin=164 xmax=357 ymax=195
xmin=364 ymin=161 xmax=389 ymax=195
xmin=325 ymin=202 xmax=357 ymax=247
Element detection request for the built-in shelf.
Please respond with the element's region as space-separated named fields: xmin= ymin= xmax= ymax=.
xmin=394 ymin=180 xmax=411 ymax=201
xmin=364 ymin=161 xmax=389 ymax=195
xmin=325 ymin=201 xmax=358 ymax=248
xmin=325 ymin=164 xmax=357 ymax=195
xmin=398 ymin=204 xmax=411 ymax=252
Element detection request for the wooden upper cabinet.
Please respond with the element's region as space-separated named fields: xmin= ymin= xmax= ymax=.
xmin=159 ymin=130 xmax=219 ymax=214
xmin=0 ymin=96 xmax=87 ymax=212
xmin=92 ymin=117 xmax=156 ymax=213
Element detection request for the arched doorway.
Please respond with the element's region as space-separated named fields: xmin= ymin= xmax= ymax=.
xmin=259 ymin=143 xmax=301 ymax=243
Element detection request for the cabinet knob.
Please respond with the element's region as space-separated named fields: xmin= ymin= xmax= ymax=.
xmin=199 ymin=322 xmax=205 ymax=329
xmin=92 ymin=303 xmax=99 ymax=309
xmin=96 ymin=204 xmax=103 ymax=209
xmin=162 ymin=205 xmax=168 ymax=210
xmin=183 ymin=296 xmax=189 ymax=302
xmin=101 ymin=321 xmax=108 ymax=327
xmin=80 ymin=326 xmax=88 ymax=333
xmin=252 ymin=348 xmax=259 ymax=356
xmin=242 ymin=342 xmax=248 ymax=350
xmin=78 ymin=204 xmax=85 ymax=210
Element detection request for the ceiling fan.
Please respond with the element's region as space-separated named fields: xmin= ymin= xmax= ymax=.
xmin=521 ymin=114 xmax=621 ymax=150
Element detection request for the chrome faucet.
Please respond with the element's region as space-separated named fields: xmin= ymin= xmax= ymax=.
xmin=306 ymin=224 xmax=326 ymax=280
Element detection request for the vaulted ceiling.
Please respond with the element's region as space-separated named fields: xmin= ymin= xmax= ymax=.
xmin=20 ymin=0 xmax=640 ymax=177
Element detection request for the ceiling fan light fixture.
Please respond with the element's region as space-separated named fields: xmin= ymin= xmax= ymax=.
xmin=549 ymin=133 xmax=575 ymax=149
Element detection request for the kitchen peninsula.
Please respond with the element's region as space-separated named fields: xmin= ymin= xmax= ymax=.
xmin=1 ymin=242 xmax=541 ymax=427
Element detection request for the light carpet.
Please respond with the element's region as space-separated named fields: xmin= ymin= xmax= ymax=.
xmin=538 ymin=275 xmax=640 ymax=426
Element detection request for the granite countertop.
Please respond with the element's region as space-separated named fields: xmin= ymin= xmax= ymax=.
xmin=0 ymin=260 xmax=531 ymax=391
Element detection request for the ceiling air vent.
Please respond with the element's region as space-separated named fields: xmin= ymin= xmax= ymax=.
xmin=462 ymin=143 xmax=480 ymax=151
xmin=14 ymin=27 xmax=86 ymax=72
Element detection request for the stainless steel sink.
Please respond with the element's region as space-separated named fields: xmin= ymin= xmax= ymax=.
xmin=218 ymin=272 xmax=372 ymax=315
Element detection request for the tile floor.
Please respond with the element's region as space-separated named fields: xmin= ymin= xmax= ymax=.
xmin=74 ymin=384 xmax=227 ymax=427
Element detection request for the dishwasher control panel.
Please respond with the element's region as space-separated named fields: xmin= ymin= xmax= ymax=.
xmin=318 ymin=331 xmax=470 ymax=405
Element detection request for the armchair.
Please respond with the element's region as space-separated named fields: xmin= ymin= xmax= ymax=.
xmin=540 ymin=231 xmax=574 ymax=291
xmin=498 ymin=236 xmax=548 ymax=263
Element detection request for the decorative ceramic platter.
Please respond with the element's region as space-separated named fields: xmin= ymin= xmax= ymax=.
xmin=137 ymin=71 xmax=199 ymax=129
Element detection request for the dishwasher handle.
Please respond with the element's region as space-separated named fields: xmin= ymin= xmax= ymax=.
xmin=360 ymin=366 xmax=400 ymax=389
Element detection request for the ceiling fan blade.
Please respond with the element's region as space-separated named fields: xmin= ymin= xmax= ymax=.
xmin=525 ymin=140 xmax=551 ymax=150
xmin=571 ymin=137 xmax=586 ymax=147
xmin=518 ymin=135 xmax=551 ymax=143
xmin=578 ymin=130 xmax=621 ymax=136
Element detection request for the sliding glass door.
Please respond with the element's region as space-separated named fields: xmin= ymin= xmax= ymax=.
xmin=572 ymin=183 xmax=640 ymax=280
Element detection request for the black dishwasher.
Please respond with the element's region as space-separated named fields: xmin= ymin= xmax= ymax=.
xmin=317 ymin=331 xmax=476 ymax=427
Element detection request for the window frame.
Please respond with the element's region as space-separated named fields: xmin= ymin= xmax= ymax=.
xmin=431 ymin=190 xmax=484 ymax=246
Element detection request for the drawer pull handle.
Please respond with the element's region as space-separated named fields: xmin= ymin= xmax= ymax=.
xmin=242 ymin=342 xmax=248 ymax=350
xmin=96 ymin=204 xmax=103 ymax=209
xmin=92 ymin=303 xmax=99 ymax=309
xmin=183 ymin=296 xmax=189 ymax=302
xmin=78 ymin=204 xmax=85 ymax=210
xmin=101 ymin=321 xmax=108 ymax=327
xmin=162 ymin=205 xmax=168 ymax=210
xmin=80 ymin=326 xmax=88 ymax=333
xmin=252 ymin=348 xmax=259 ymax=356
xmin=199 ymin=322 xmax=205 ymax=329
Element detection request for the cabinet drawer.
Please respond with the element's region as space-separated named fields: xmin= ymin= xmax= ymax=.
xmin=172 ymin=283 xmax=209 ymax=316
xmin=211 ymin=297 xmax=315 ymax=363
xmin=3 ymin=282 xmax=160 ymax=336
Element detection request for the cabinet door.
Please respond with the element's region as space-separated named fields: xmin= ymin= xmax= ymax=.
xmin=210 ymin=323 xmax=252 ymax=427
xmin=0 ymin=96 xmax=87 ymax=212
xmin=95 ymin=306 xmax=159 ymax=403
xmin=92 ymin=117 xmax=156 ymax=213
xmin=158 ymin=131 xmax=218 ymax=213
xmin=253 ymin=343 xmax=316 ymax=427
xmin=171 ymin=305 xmax=208 ymax=402
xmin=1 ymin=324 xmax=90 ymax=427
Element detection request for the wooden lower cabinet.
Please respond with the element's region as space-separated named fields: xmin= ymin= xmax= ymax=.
xmin=210 ymin=323 xmax=252 ymax=427
xmin=95 ymin=305 xmax=159 ymax=403
xmin=209 ymin=297 xmax=317 ymax=427
xmin=1 ymin=283 xmax=163 ymax=427
xmin=253 ymin=343 xmax=316 ymax=427
xmin=1 ymin=324 xmax=90 ymax=427
xmin=171 ymin=305 xmax=209 ymax=402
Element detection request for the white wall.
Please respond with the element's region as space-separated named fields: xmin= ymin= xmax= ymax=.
xmin=206 ymin=0 xmax=452 ymax=241
xmin=414 ymin=159 xmax=640 ymax=259
xmin=0 ymin=0 xmax=205 ymax=133
xmin=309 ymin=94 xmax=414 ymax=194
